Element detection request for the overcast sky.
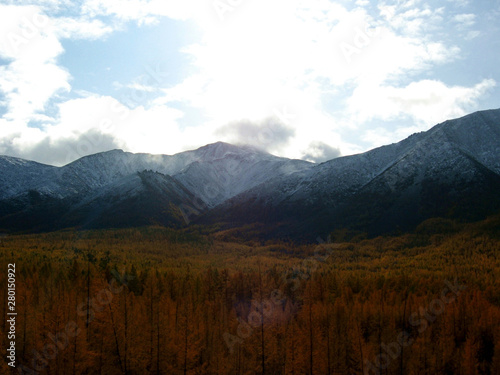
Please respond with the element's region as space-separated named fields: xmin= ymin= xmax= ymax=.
xmin=0 ymin=0 xmax=499 ymax=165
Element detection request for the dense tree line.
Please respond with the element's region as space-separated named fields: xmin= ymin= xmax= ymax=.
xmin=0 ymin=217 xmax=499 ymax=374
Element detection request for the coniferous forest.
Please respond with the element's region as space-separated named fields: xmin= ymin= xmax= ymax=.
xmin=1 ymin=215 xmax=499 ymax=374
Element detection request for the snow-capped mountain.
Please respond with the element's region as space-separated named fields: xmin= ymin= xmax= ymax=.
xmin=0 ymin=109 xmax=499 ymax=237
xmin=0 ymin=142 xmax=312 ymax=202
xmin=0 ymin=141 xmax=313 ymax=231
xmin=199 ymin=109 xmax=500 ymax=239
xmin=0 ymin=156 xmax=59 ymax=199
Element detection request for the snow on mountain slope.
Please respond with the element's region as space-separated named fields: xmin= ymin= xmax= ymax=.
xmin=0 ymin=156 xmax=59 ymax=200
xmin=0 ymin=142 xmax=314 ymax=202
xmin=1 ymin=109 xmax=499 ymax=236
xmin=430 ymin=108 xmax=500 ymax=174
xmin=58 ymin=142 xmax=313 ymax=205
xmin=174 ymin=150 xmax=313 ymax=207
xmin=209 ymin=128 xmax=428 ymax=210
xmin=0 ymin=142 xmax=315 ymax=231
xmin=201 ymin=108 xmax=500 ymax=238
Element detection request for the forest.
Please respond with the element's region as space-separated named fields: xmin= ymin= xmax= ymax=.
xmin=0 ymin=215 xmax=499 ymax=375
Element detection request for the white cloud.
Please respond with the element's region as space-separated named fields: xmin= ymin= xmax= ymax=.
xmin=152 ymin=0 xmax=474 ymax=159
xmin=453 ymin=13 xmax=476 ymax=27
xmin=51 ymin=96 xmax=186 ymax=154
xmin=446 ymin=0 xmax=469 ymax=7
xmin=0 ymin=0 xmax=73 ymax=12
xmin=81 ymin=0 xmax=201 ymax=24
xmin=52 ymin=17 xmax=114 ymax=40
xmin=378 ymin=4 xmax=444 ymax=37
xmin=351 ymin=78 xmax=497 ymax=147
xmin=0 ymin=0 xmax=497 ymax=165
xmin=0 ymin=4 xmax=116 ymax=126
xmin=0 ymin=5 xmax=70 ymax=123
xmin=450 ymin=13 xmax=479 ymax=40
xmin=356 ymin=0 xmax=370 ymax=6
xmin=1 ymin=95 xmax=203 ymax=165
xmin=464 ymin=30 xmax=480 ymax=40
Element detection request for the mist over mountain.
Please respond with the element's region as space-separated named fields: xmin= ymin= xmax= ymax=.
xmin=1 ymin=109 xmax=499 ymax=240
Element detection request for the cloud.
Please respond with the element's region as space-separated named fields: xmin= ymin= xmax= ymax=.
xmin=66 ymin=4 xmax=500 ymax=131
xmin=215 ymin=117 xmax=295 ymax=154
xmin=0 ymin=0 xmax=72 ymax=11
xmin=352 ymin=79 xmax=497 ymax=149
xmin=451 ymin=13 xmax=479 ymax=40
xmin=378 ymin=3 xmax=445 ymax=37
xmin=348 ymin=78 xmax=496 ymax=127
xmin=0 ymin=4 xmax=114 ymax=126
xmin=81 ymin=0 xmax=200 ymax=24
xmin=0 ymin=128 xmax=120 ymax=166
xmin=0 ymin=0 xmax=497 ymax=166
xmin=52 ymin=96 xmax=188 ymax=155
xmin=52 ymin=17 xmax=114 ymax=40
xmin=453 ymin=13 xmax=476 ymax=27
xmin=0 ymin=4 xmax=122 ymax=166
xmin=302 ymin=142 xmax=341 ymax=163
xmin=154 ymin=0 xmax=475 ymax=160
xmin=0 ymin=5 xmax=71 ymax=122
xmin=446 ymin=0 xmax=469 ymax=7
xmin=1 ymin=95 xmax=194 ymax=165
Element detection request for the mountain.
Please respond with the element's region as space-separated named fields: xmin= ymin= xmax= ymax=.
xmin=0 ymin=142 xmax=313 ymax=232
xmin=198 ymin=109 xmax=500 ymax=240
xmin=57 ymin=170 xmax=207 ymax=230
xmin=173 ymin=143 xmax=313 ymax=207
xmin=0 ymin=156 xmax=59 ymax=198
xmin=0 ymin=109 xmax=499 ymax=238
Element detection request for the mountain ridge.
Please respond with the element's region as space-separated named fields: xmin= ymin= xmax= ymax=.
xmin=196 ymin=109 xmax=500 ymax=239
xmin=1 ymin=108 xmax=499 ymax=239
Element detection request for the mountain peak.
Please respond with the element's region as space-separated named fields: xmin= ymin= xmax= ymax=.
xmin=1 ymin=109 xmax=499 ymax=237
xmin=194 ymin=141 xmax=265 ymax=161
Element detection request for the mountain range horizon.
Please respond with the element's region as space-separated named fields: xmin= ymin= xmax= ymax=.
xmin=1 ymin=108 xmax=499 ymax=241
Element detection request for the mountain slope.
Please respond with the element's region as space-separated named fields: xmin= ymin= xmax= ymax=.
xmin=0 ymin=142 xmax=313 ymax=232
xmin=199 ymin=109 xmax=500 ymax=240
xmin=0 ymin=109 xmax=499 ymax=238
xmin=174 ymin=147 xmax=312 ymax=207
xmin=59 ymin=170 xmax=207 ymax=229
xmin=0 ymin=156 xmax=59 ymax=199
xmin=0 ymin=142 xmax=313 ymax=203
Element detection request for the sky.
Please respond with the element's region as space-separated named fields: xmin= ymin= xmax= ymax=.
xmin=0 ymin=0 xmax=499 ymax=166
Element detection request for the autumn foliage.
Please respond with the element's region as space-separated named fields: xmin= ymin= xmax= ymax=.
xmin=0 ymin=216 xmax=499 ymax=374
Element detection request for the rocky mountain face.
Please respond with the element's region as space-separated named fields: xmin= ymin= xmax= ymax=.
xmin=1 ymin=109 xmax=499 ymax=239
